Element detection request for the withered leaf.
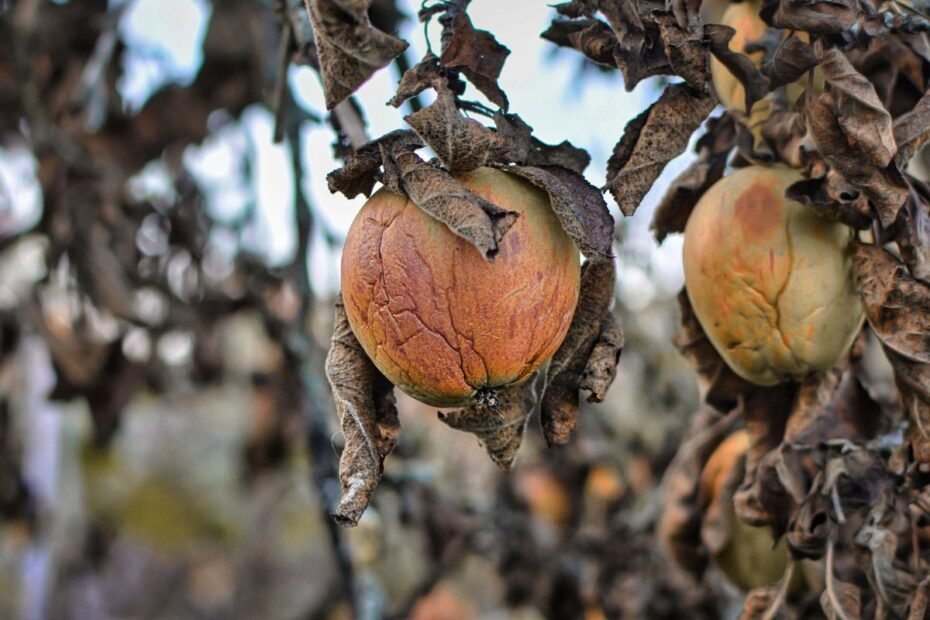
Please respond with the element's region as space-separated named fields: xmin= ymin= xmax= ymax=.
xmin=579 ymin=311 xmax=623 ymax=402
xmin=822 ymin=551 xmax=863 ymax=620
xmin=305 ymin=0 xmax=409 ymax=110
xmin=326 ymin=129 xmax=421 ymax=199
xmin=674 ymin=289 xmax=756 ymax=412
xmin=654 ymin=12 xmax=707 ymax=92
xmin=760 ymin=109 xmax=809 ymax=169
xmin=493 ymin=112 xmax=592 ymax=173
xmin=705 ymin=24 xmax=771 ymax=113
xmin=855 ymin=525 xmax=918 ymax=612
xmin=657 ymin=407 xmax=741 ymax=581
xmin=499 ymin=164 xmax=614 ymax=259
xmin=894 ymin=184 xmax=930 ymax=284
xmin=404 ymin=84 xmax=505 ymax=173
xmin=763 ymin=0 xmax=859 ymax=35
xmin=740 ymin=583 xmax=791 ymax=620
xmin=541 ymin=18 xmax=619 ymax=69
xmin=606 ymin=83 xmax=716 ymax=216
xmin=388 ymin=52 xmax=443 ymax=109
xmin=652 ymin=113 xmax=735 ymax=243
xmin=439 ymin=11 xmax=511 ymax=110
xmin=893 ymin=88 xmax=930 ymax=169
xmin=852 ymin=243 xmax=930 ymax=461
xmin=807 ymin=91 xmax=908 ymax=227
xmin=541 ymin=259 xmax=616 ymax=445
xmin=326 ymin=296 xmax=401 ymax=527
xmin=763 ymin=34 xmax=818 ymax=89
xmin=908 ymin=578 xmax=930 ymax=619
xmin=379 ymin=133 xmax=518 ymax=260
xmin=820 ymin=48 xmax=896 ymax=169
xmin=786 ymin=172 xmax=874 ymax=230
xmin=438 ymin=375 xmax=537 ymax=469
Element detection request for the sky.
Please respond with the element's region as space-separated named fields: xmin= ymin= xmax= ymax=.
xmin=2 ymin=0 xmax=703 ymax=310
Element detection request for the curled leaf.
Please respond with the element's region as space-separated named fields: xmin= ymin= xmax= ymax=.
xmin=705 ymin=24 xmax=771 ymax=113
xmin=852 ymin=243 xmax=930 ymax=461
xmin=379 ymin=133 xmax=518 ymax=260
xmin=326 ymin=129 xmax=421 ymax=199
xmin=388 ymin=52 xmax=443 ymax=108
xmin=893 ymin=89 xmax=930 ymax=169
xmin=439 ymin=10 xmax=511 ymax=109
xmin=405 ymin=84 xmax=505 ymax=173
xmin=763 ymin=0 xmax=859 ymax=35
xmin=305 ymin=0 xmax=409 ymax=110
xmin=438 ymin=374 xmax=537 ymax=469
xmin=499 ymin=164 xmax=614 ymax=259
xmin=652 ymin=114 xmax=736 ymax=243
xmin=494 ymin=112 xmax=592 ymax=174
xmin=541 ymin=259 xmax=617 ymax=445
xmin=606 ymin=83 xmax=716 ymax=216
xmin=326 ymin=296 xmax=401 ymax=527
xmin=579 ymin=311 xmax=623 ymax=402
xmin=786 ymin=172 xmax=874 ymax=230
xmin=763 ymin=34 xmax=818 ymax=89
xmin=819 ymin=48 xmax=896 ymax=169
xmin=654 ymin=11 xmax=707 ymax=92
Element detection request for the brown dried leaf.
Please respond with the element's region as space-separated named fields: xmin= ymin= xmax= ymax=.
xmin=378 ymin=133 xmax=518 ymax=260
xmin=439 ymin=11 xmax=511 ymax=110
xmin=908 ymin=578 xmax=930 ymax=619
xmin=852 ymin=243 xmax=930 ymax=461
xmin=820 ymin=48 xmax=896 ymax=169
xmin=855 ymin=525 xmax=918 ymax=612
xmin=654 ymin=12 xmax=707 ymax=92
xmin=674 ymin=290 xmax=756 ymax=412
xmin=760 ymin=109 xmax=809 ymax=169
xmin=606 ymin=83 xmax=716 ymax=216
xmin=651 ymin=114 xmax=736 ymax=243
xmin=705 ymin=24 xmax=771 ymax=113
xmin=822 ymin=563 xmax=863 ymax=620
xmin=807 ymin=91 xmax=908 ymax=227
xmin=894 ymin=89 xmax=930 ymax=169
xmin=763 ymin=0 xmax=859 ymax=35
xmin=388 ymin=52 xmax=443 ymax=108
xmin=438 ymin=375 xmax=537 ymax=469
xmin=579 ymin=311 xmax=623 ymax=402
xmin=894 ymin=185 xmax=930 ymax=284
xmin=763 ymin=35 xmax=818 ymax=89
xmin=404 ymin=84 xmax=505 ymax=173
xmin=658 ymin=407 xmax=742 ymax=581
xmin=541 ymin=18 xmax=620 ymax=69
xmin=541 ymin=259 xmax=616 ymax=445
xmin=499 ymin=164 xmax=614 ymax=259
xmin=326 ymin=296 xmax=401 ymax=527
xmin=493 ymin=112 xmax=592 ymax=174
xmin=786 ymin=172 xmax=874 ymax=230
xmin=305 ymin=0 xmax=409 ymax=110
xmin=740 ymin=583 xmax=791 ymax=620
xmin=326 ymin=129 xmax=421 ymax=199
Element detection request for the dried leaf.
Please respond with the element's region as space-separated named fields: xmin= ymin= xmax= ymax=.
xmin=388 ymin=52 xmax=443 ymax=108
xmin=855 ymin=525 xmax=918 ymax=612
xmin=652 ymin=114 xmax=736 ymax=243
xmin=807 ymin=91 xmax=908 ymax=227
xmin=760 ymin=109 xmax=809 ymax=169
xmin=894 ymin=89 xmax=930 ymax=169
xmin=379 ymin=134 xmax=519 ymax=260
xmin=658 ymin=407 xmax=741 ymax=581
xmin=606 ymin=83 xmax=716 ymax=216
xmin=579 ymin=311 xmax=623 ymax=402
xmin=894 ymin=185 xmax=930 ymax=284
xmin=705 ymin=24 xmax=771 ymax=113
xmin=438 ymin=374 xmax=537 ymax=469
xmin=305 ymin=0 xmax=409 ymax=110
xmin=908 ymin=578 xmax=930 ymax=619
xmin=740 ymin=583 xmax=790 ymax=620
xmin=654 ymin=12 xmax=707 ymax=92
xmin=439 ymin=11 xmax=511 ymax=110
xmin=821 ymin=577 xmax=862 ymax=620
xmin=493 ymin=112 xmax=592 ymax=174
xmin=404 ymin=84 xmax=505 ymax=173
xmin=499 ymin=164 xmax=614 ymax=259
xmin=763 ymin=0 xmax=859 ymax=35
xmin=786 ymin=172 xmax=874 ymax=230
xmin=541 ymin=18 xmax=620 ymax=69
xmin=763 ymin=35 xmax=818 ymax=89
xmin=541 ymin=259 xmax=616 ymax=445
xmin=674 ymin=290 xmax=756 ymax=412
xmin=819 ymin=48 xmax=896 ymax=169
xmin=327 ymin=130 xmax=420 ymax=199
xmin=852 ymin=243 xmax=930 ymax=461
xmin=326 ymin=296 xmax=401 ymax=527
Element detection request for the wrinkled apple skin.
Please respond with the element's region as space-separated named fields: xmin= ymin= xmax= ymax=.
xmin=341 ymin=167 xmax=580 ymax=408
xmin=683 ymin=165 xmax=864 ymax=386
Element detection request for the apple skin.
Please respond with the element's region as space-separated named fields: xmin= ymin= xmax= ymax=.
xmin=683 ymin=165 xmax=864 ymax=386
xmin=340 ymin=167 xmax=580 ymax=408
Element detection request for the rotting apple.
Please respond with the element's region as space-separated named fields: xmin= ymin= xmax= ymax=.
xmin=683 ymin=165 xmax=864 ymax=386
xmin=340 ymin=167 xmax=580 ymax=408
xmin=699 ymin=430 xmax=792 ymax=591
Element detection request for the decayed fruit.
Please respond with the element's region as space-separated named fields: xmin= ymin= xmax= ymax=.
xmin=683 ymin=165 xmax=864 ymax=386
xmin=341 ymin=167 xmax=580 ymax=407
xmin=699 ymin=430 xmax=791 ymax=591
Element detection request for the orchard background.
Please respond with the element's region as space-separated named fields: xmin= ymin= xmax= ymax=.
xmin=0 ymin=0 xmax=927 ymax=618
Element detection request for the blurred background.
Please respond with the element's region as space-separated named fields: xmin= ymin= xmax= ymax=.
xmin=0 ymin=0 xmax=718 ymax=618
